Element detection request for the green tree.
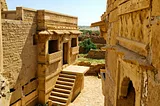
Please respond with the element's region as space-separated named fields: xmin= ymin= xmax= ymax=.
xmin=79 ymin=38 xmax=97 ymax=53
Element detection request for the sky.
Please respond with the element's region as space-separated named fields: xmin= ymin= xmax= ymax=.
xmin=6 ymin=0 xmax=106 ymax=26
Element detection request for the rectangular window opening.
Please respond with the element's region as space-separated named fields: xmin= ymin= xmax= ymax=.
xmin=48 ymin=40 xmax=58 ymax=54
xmin=71 ymin=38 xmax=77 ymax=47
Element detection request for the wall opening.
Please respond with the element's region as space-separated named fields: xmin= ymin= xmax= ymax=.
xmin=33 ymin=34 xmax=37 ymax=45
xmin=48 ymin=40 xmax=58 ymax=54
xmin=118 ymin=78 xmax=135 ymax=106
xmin=71 ymin=38 xmax=77 ymax=47
xmin=63 ymin=42 xmax=68 ymax=65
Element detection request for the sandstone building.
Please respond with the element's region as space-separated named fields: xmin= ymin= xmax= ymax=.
xmin=92 ymin=0 xmax=160 ymax=106
xmin=0 ymin=1 xmax=89 ymax=106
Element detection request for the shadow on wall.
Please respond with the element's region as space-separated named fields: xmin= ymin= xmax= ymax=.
xmin=117 ymin=77 xmax=135 ymax=106
xmin=2 ymin=13 xmax=38 ymax=105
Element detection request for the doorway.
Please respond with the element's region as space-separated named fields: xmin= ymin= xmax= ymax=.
xmin=63 ymin=42 xmax=68 ymax=65
xmin=118 ymin=78 xmax=135 ymax=106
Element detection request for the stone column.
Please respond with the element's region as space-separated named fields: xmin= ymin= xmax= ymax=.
xmin=37 ymin=36 xmax=48 ymax=104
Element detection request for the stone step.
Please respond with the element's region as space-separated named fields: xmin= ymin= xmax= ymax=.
xmin=53 ymin=88 xmax=71 ymax=94
xmin=51 ymin=91 xmax=69 ymax=98
xmin=55 ymin=84 xmax=72 ymax=90
xmin=59 ymin=73 xmax=76 ymax=79
xmin=49 ymin=95 xmax=67 ymax=103
xmin=58 ymin=77 xmax=75 ymax=82
xmin=56 ymin=80 xmax=74 ymax=86
xmin=48 ymin=100 xmax=66 ymax=106
xmin=61 ymin=71 xmax=77 ymax=75
xmin=48 ymin=72 xmax=77 ymax=106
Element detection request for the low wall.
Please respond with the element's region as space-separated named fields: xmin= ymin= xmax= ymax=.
xmin=77 ymin=61 xmax=105 ymax=75
xmin=86 ymin=50 xmax=105 ymax=59
xmin=79 ymin=35 xmax=106 ymax=44
xmin=96 ymin=44 xmax=106 ymax=49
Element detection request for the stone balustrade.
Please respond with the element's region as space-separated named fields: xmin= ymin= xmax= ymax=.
xmin=47 ymin=50 xmax=62 ymax=64
xmin=71 ymin=46 xmax=79 ymax=55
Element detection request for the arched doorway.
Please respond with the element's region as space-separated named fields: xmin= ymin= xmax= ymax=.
xmin=118 ymin=77 xmax=136 ymax=106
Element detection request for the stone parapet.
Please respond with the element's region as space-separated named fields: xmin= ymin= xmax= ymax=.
xmin=37 ymin=10 xmax=78 ymax=30
xmin=71 ymin=46 xmax=79 ymax=55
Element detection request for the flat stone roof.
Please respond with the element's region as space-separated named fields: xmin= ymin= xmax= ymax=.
xmin=62 ymin=65 xmax=90 ymax=74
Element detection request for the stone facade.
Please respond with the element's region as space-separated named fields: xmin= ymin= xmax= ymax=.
xmin=92 ymin=0 xmax=160 ymax=106
xmin=37 ymin=10 xmax=80 ymax=104
xmin=0 ymin=4 xmax=80 ymax=106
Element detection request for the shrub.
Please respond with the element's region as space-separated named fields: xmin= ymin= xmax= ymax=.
xmin=80 ymin=30 xmax=92 ymax=35
xmin=79 ymin=38 xmax=97 ymax=53
xmin=94 ymin=30 xmax=100 ymax=36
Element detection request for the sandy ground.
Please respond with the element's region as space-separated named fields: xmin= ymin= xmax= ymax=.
xmin=69 ymin=76 xmax=104 ymax=106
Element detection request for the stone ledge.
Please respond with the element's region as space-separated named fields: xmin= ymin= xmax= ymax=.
xmin=107 ymin=45 xmax=155 ymax=70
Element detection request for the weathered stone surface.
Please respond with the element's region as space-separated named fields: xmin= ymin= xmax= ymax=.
xmin=92 ymin=0 xmax=160 ymax=106
xmin=0 ymin=2 xmax=80 ymax=105
xmin=1 ymin=0 xmax=8 ymax=11
xmin=37 ymin=10 xmax=78 ymax=30
xmin=79 ymin=35 xmax=106 ymax=44
xmin=36 ymin=8 xmax=80 ymax=105
xmin=86 ymin=49 xmax=105 ymax=59
xmin=2 ymin=19 xmax=37 ymax=89
xmin=152 ymin=0 xmax=160 ymax=16
xmin=151 ymin=17 xmax=160 ymax=74
xmin=147 ymin=77 xmax=160 ymax=106
xmin=77 ymin=61 xmax=105 ymax=75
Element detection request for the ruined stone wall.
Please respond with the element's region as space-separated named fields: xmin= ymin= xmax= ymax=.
xmin=79 ymin=35 xmax=106 ymax=44
xmin=2 ymin=9 xmax=38 ymax=105
xmin=102 ymin=0 xmax=160 ymax=106
xmin=86 ymin=49 xmax=105 ymax=59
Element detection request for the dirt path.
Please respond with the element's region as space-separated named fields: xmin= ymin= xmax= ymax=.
xmin=69 ymin=76 xmax=104 ymax=106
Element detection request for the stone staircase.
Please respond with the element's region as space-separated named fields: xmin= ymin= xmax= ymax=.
xmin=48 ymin=72 xmax=76 ymax=106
